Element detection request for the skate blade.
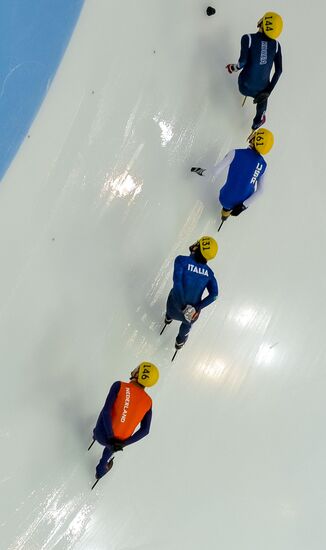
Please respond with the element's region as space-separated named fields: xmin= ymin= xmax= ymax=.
xmin=91 ymin=458 xmax=114 ymax=490
xmin=218 ymin=219 xmax=225 ymax=232
xmin=160 ymin=323 xmax=167 ymax=335
xmin=88 ymin=439 xmax=95 ymax=451
xmin=91 ymin=478 xmax=100 ymax=490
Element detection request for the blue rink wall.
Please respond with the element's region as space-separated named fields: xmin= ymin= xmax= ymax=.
xmin=0 ymin=0 xmax=84 ymax=181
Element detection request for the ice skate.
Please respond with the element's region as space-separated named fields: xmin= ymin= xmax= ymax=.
xmin=160 ymin=314 xmax=172 ymax=335
xmin=171 ymin=340 xmax=185 ymax=362
xmin=92 ymin=457 xmax=115 ymax=489
xmin=251 ymin=113 xmax=266 ymax=131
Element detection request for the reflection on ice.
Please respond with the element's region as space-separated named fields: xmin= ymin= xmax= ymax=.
xmin=197 ymin=358 xmax=226 ymax=381
xmin=153 ymin=115 xmax=174 ymax=146
xmin=255 ymin=342 xmax=276 ymax=366
xmin=9 ymin=487 xmax=94 ymax=550
xmin=64 ymin=504 xmax=94 ymax=549
xmin=231 ymin=307 xmax=257 ymax=328
xmin=227 ymin=306 xmax=271 ymax=333
xmin=102 ymin=172 xmax=142 ymax=202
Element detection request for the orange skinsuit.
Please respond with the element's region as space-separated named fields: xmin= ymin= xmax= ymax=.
xmin=93 ymin=381 xmax=153 ymax=478
xmin=110 ymin=382 xmax=152 ymax=439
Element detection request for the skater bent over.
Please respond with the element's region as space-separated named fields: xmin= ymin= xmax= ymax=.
xmin=92 ymin=362 xmax=159 ymax=480
xmin=226 ymin=12 xmax=283 ymax=129
xmin=191 ymin=128 xmax=274 ymax=226
xmin=164 ymin=236 xmax=218 ymax=351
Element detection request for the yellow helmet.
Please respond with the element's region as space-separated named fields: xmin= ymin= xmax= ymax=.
xmin=137 ymin=362 xmax=159 ymax=387
xmin=250 ymin=128 xmax=274 ymax=155
xmin=199 ymin=236 xmax=218 ymax=261
xmin=258 ymin=12 xmax=283 ymax=39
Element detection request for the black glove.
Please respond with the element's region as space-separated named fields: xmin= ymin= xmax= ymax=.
xmin=191 ymin=167 xmax=206 ymax=176
xmin=231 ymin=203 xmax=247 ymax=216
xmin=110 ymin=439 xmax=124 ymax=452
xmin=226 ymin=64 xmax=239 ymax=74
xmin=253 ymin=92 xmax=270 ymax=104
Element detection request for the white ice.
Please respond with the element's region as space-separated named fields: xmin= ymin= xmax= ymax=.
xmin=1 ymin=1 xmax=326 ymax=549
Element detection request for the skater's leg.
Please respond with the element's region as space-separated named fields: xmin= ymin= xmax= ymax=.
xmin=176 ymin=320 xmax=192 ymax=346
xmin=238 ymin=78 xmax=267 ymax=129
xmin=252 ymin=97 xmax=268 ymax=129
xmin=96 ymin=444 xmax=115 ymax=479
xmin=166 ymin=291 xmax=196 ymax=347
xmin=238 ymin=78 xmax=254 ymax=100
xmin=93 ymin=415 xmax=109 ymax=446
xmin=166 ymin=291 xmax=185 ymax=322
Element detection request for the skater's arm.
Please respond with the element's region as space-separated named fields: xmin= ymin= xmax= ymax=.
xmin=265 ymin=43 xmax=282 ymax=94
xmin=213 ymin=150 xmax=235 ymax=179
xmin=102 ymin=381 xmax=121 ymax=439
xmin=173 ymin=256 xmax=186 ymax=308
xmin=243 ymin=172 xmax=266 ymax=207
xmin=197 ymin=275 xmax=218 ymax=310
xmin=120 ymin=409 xmax=152 ymax=446
xmin=237 ymin=34 xmax=250 ymax=69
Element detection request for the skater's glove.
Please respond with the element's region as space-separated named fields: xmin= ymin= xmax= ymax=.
xmin=110 ymin=439 xmax=124 ymax=452
xmin=183 ymin=305 xmax=197 ymax=323
xmin=191 ymin=167 xmax=206 ymax=176
xmin=221 ymin=208 xmax=232 ymax=220
xmin=253 ymin=91 xmax=270 ymax=104
xmin=226 ymin=63 xmax=239 ymax=74
xmin=231 ymin=203 xmax=247 ymax=216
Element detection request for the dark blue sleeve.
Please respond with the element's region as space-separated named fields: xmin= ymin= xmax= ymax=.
xmin=265 ymin=43 xmax=282 ymax=94
xmin=198 ymin=274 xmax=218 ymax=310
xmin=121 ymin=409 xmax=152 ymax=447
xmin=237 ymin=34 xmax=250 ymax=69
xmin=172 ymin=256 xmax=186 ymax=308
xmin=101 ymin=381 xmax=121 ymax=439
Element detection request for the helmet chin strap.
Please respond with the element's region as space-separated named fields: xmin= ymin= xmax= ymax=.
xmin=189 ymin=241 xmax=199 ymax=254
xmin=130 ymin=368 xmax=140 ymax=381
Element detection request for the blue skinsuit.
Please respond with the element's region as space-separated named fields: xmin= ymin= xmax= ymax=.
xmin=237 ymin=32 xmax=282 ymax=126
xmin=93 ymin=381 xmax=152 ymax=478
xmin=219 ymin=148 xmax=266 ymax=210
xmin=166 ymin=254 xmax=218 ymax=345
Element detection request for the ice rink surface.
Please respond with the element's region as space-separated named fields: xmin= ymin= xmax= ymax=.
xmin=0 ymin=1 xmax=326 ymax=549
